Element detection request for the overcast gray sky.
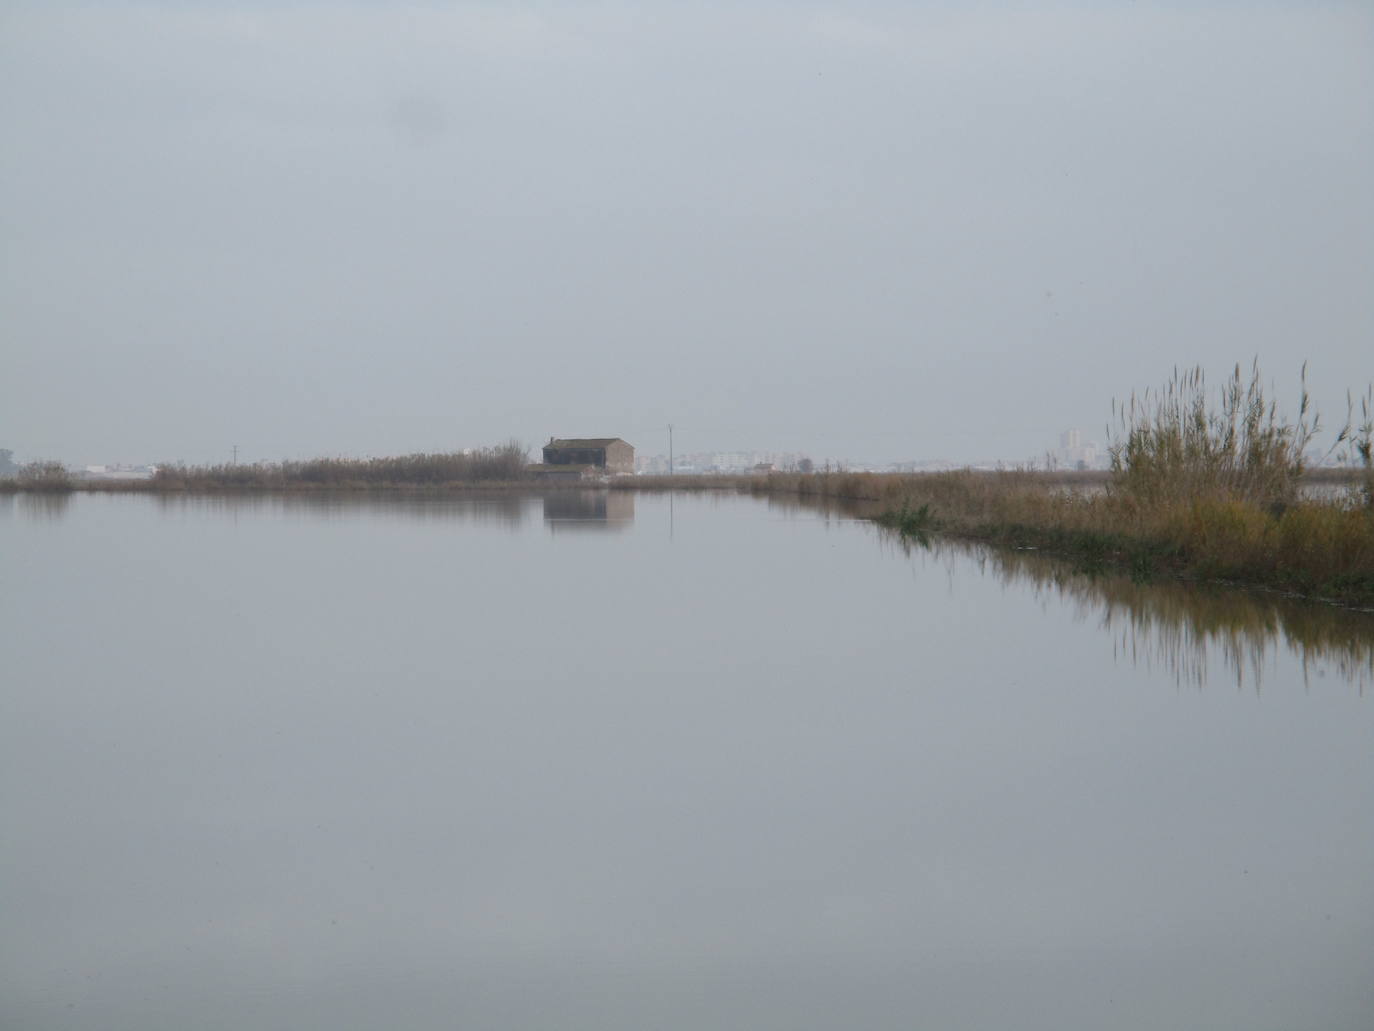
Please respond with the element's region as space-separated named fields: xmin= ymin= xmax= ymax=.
xmin=2 ymin=1 xmax=1370 ymax=466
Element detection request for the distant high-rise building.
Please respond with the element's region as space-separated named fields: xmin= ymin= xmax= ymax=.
xmin=1055 ymin=429 xmax=1102 ymax=470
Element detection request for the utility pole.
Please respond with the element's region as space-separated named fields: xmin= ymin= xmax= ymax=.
xmin=231 ymin=444 xmax=239 ymax=465
xmin=668 ymin=424 xmax=674 ymax=476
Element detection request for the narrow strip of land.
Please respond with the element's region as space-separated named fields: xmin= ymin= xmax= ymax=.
xmin=5 ymin=364 xmax=1372 ymax=605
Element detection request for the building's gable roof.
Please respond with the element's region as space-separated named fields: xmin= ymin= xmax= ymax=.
xmin=545 ymin=438 xmax=630 ymax=449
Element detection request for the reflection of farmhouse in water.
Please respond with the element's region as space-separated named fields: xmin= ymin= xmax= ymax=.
xmin=543 ymin=491 xmax=635 ymax=532
xmin=530 ymin=437 xmax=635 ymax=480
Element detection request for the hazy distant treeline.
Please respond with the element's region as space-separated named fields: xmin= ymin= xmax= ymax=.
xmin=0 ymin=460 xmax=74 ymax=491
xmin=152 ymin=442 xmax=529 ymax=488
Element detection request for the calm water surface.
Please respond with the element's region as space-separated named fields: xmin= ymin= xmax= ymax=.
xmin=2 ymin=491 xmax=1371 ymax=1030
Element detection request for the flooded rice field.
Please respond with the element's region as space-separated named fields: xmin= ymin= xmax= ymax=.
xmin=2 ymin=491 xmax=1371 ymax=1030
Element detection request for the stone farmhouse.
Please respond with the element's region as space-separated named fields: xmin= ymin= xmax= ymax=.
xmin=540 ymin=438 xmax=635 ymax=475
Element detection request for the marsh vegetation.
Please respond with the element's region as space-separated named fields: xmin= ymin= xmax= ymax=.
xmin=149 ymin=441 xmax=530 ymax=489
xmin=819 ymin=365 xmax=1374 ymax=604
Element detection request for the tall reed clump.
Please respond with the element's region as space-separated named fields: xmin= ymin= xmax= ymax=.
xmin=1098 ymin=361 xmax=1374 ymax=597
xmin=1107 ymin=361 xmax=1321 ymax=509
xmin=1342 ymin=385 xmax=1374 ymax=509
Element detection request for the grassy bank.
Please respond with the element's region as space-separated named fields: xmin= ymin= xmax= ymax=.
xmin=622 ymin=463 xmax=1374 ymax=605
xmin=853 ymin=469 xmax=1372 ymax=604
xmin=827 ymin=365 xmax=1374 ymax=606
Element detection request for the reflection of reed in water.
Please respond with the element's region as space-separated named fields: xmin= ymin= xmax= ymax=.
xmin=905 ymin=531 xmax=1374 ymax=693
xmin=759 ymin=489 xmax=1374 ymax=692
xmin=148 ymin=491 xmax=531 ymax=526
xmin=9 ymin=492 xmax=74 ymax=520
xmin=542 ymin=491 xmax=634 ymax=531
